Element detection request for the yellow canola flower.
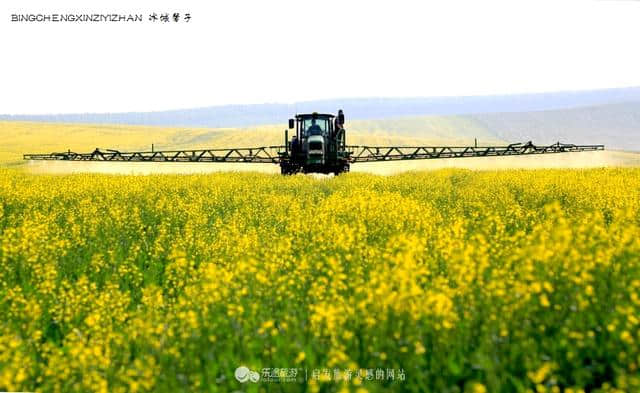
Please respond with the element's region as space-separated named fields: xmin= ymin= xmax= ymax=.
xmin=0 ymin=167 xmax=638 ymax=392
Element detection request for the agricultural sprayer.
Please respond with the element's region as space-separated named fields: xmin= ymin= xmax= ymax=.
xmin=24 ymin=110 xmax=605 ymax=174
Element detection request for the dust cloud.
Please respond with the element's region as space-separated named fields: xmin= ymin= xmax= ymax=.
xmin=25 ymin=161 xmax=280 ymax=175
xmin=351 ymin=151 xmax=639 ymax=175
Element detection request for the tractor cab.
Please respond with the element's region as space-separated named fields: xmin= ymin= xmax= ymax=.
xmin=297 ymin=113 xmax=332 ymax=137
xmin=280 ymin=111 xmax=350 ymax=175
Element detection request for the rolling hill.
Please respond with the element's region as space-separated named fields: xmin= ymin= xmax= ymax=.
xmin=464 ymin=102 xmax=640 ymax=151
xmin=0 ymin=121 xmax=472 ymax=164
xmin=2 ymin=87 xmax=640 ymax=128
xmin=3 ymin=98 xmax=640 ymax=166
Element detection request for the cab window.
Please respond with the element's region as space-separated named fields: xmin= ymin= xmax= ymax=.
xmin=302 ymin=118 xmax=328 ymax=136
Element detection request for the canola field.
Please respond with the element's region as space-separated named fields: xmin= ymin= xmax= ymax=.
xmin=1 ymin=168 xmax=640 ymax=393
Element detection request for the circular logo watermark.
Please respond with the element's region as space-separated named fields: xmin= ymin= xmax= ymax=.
xmin=235 ymin=366 xmax=260 ymax=383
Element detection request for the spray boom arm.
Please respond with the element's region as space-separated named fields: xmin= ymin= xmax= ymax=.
xmin=24 ymin=141 xmax=604 ymax=164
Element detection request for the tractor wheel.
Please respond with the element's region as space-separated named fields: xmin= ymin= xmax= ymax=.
xmin=281 ymin=164 xmax=300 ymax=175
xmin=337 ymin=164 xmax=350 ymax=175
xmin=280 ymin=164 xmax=293 ymax=175
xmin=333 ymin=164 xmax=349 ymax=176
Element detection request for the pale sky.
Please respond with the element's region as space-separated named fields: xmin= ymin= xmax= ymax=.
xmin=1 ymin=0 xmax=639 ymax=114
